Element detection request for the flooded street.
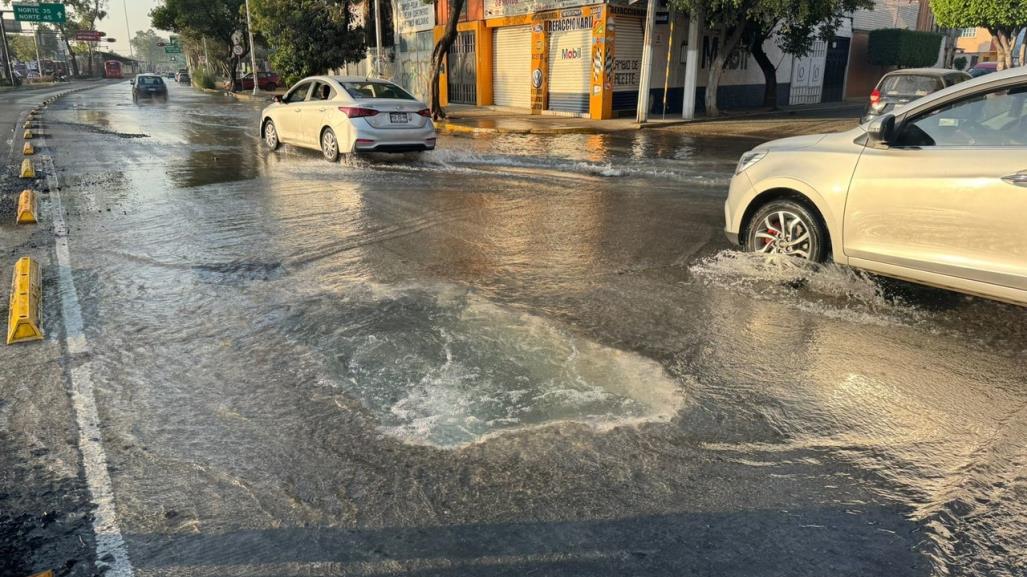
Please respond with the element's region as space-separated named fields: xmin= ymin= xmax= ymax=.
xmin=6 ymin=80 xmax=1027 ymax=576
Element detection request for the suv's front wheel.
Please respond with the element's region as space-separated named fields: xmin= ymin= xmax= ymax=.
xmin=745 ymin=199 xmax=827 ymax=262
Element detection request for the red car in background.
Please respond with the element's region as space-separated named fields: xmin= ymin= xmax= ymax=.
xmin=235 ymin=72 xmax=281 ymax=92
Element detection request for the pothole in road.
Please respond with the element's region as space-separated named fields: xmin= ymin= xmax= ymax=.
xmin=278 ymin=284 xmax=686 ymax=448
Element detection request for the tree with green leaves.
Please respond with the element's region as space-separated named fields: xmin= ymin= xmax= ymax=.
xmin=743 ymin=0 xmax=873 ymax=109
xmin=666 ymin=0 xmax=760 ymax=116
xmin=130 ymin=29 xmax=170 ymax=71
xmin=150 ymin=0 xmax=249 ymax=81
xmin=669 ymin=0 xmax=873 ymax=115
xmin=249 ymin=0 xmax=366 ymax=86
xmin=931 ymin=0 xmax=1027 ymax=70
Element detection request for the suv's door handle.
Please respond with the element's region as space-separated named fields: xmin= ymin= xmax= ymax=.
xmin=1001 ymin=171 xmax=1027 ymax=187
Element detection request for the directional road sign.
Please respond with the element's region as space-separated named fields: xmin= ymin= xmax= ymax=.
xmin=12 ymin=3 xmax=67 ymax=24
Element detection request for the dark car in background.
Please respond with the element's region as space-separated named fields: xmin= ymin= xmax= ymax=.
xmin=968 ymin=61 xmax=998 ymax=77
xmin=234 ymin=72 xmax=281 ymax=92
xmin=863 ymin=68 xmax=970 ymax=123
xmin=132 ymin=74 xmax=168 ymax=102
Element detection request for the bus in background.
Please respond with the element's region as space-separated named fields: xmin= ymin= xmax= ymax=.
xmin=104 ymin=60 xmax=123 ymax=79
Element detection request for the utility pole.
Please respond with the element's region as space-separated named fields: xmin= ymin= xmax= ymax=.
xmin=635 ymin=0 xmax=658 ymax=123
xmin=202 ymin=37 xmax=210 ymax=72
xmin=373 ymin=0 xmax=383 ymax=77
xmin=33 ymin=24 xmax=43 ymax=79
xmin=0 ymin=11 xmax=15 ymax=86
xmin=681 ymin=10 xmax=701 ymax=121
xmin=244 ymin=0 xmax=259 ymax=94
xmin=123 ymin=0 xmax=133 ymax=58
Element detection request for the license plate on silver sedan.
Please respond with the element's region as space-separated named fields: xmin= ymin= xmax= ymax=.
xmin=389 ymin=112 xmax=408 ymax=123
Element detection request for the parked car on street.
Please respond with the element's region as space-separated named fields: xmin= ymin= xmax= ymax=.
xmin=863 ymin=68 xmax=970 ymax=123
xmin=260 ymin=76 xmax=437 ymax=161
xmin=235 ymin=72 xmax=281 ymax=92
xmin=725 ymin=67 xmax=1027 ymax=306
xmin=132 ymin=73 xmax=168 ymax=102
xmin=968 ymin=61 xmax=998 ymax=78
xmin=175 ymin=69 xmax=189 ymax=83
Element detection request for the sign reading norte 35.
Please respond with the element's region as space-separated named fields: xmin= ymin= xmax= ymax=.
xmin=12 ymin=2 xmax=67 ymax=23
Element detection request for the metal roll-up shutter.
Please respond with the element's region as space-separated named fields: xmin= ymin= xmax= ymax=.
xmin=612 ymin=16 xmax=644 ymax=111
xmin=546 ymin=28 xmax=592 ymax=114
xmin=493 ymin=26 xmax=532 ymax=108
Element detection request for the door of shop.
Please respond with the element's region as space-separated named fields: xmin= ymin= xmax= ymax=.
xmin=612 ymin=17 xmax=644 ymax=112
xmin=447 ymin=31 xmax=477 ymax=104
xmin=547 ymin=27 xmax=592 ymax=114
xmin=493 ymin=26 xmax=532 ymax=108
xmin=821 ymin=37 xmax=850 ymax=102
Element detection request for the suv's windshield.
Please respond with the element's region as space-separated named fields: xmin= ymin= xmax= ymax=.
xmin=880 ymin=75 xmax=942 ymax=97
xmin=341 ymin=82 xmax=415 ymax=100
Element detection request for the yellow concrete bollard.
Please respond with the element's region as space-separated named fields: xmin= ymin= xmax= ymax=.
xmin=24 ymin=130 xmax=33 ymax=139
xmin=20 ymin=159 xmax=35 ymax=179
xmin=23 ymin=142 xmax=34 ymax=156
xmin=17 ymin=190 xmax=37 ymax=224
xmin=7 ymin=257 xmax=44 ymax=345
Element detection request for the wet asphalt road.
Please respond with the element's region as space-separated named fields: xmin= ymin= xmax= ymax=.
xmin=2 ymin=80 xmax=1027 ymax=577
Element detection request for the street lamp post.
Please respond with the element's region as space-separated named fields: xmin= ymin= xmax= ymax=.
xmin=244 ymin=0 xmax=260 ymax=95
xmin=123 ymin=0 xmax=133 ymax=59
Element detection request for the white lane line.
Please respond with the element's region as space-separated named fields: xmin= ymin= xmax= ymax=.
xmin=39 ymin=99 xmax=136 ymax=576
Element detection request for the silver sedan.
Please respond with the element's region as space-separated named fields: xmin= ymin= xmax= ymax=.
xmin=260 ymin=76 xmax=437 ymax=161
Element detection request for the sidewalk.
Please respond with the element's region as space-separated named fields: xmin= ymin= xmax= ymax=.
xmin=437 ymin=101 xmax=865 ymax=137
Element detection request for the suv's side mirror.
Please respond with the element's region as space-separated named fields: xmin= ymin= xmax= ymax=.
xmin=272 ymin=94 xmax=283 ymax=104
xmin=867 ymin=114 xmax=895 ymax=145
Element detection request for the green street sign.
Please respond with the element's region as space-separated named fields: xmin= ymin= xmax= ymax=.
xmin=12 ymin=3 xmax=67 ymax=24
xmin=164 ymin=45 xmax=182 ymax=54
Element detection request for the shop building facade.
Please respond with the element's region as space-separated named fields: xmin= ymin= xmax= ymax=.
xmin=418 ymin=0 xmax=845 ymax=119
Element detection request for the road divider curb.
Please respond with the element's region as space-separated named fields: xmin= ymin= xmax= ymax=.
xmin=20 ymin=159 xmax=36 ymax=179
xmin=6 ymin=257 xmax=44 ymax=345
xmin=17 ymin=190 xmax=38 ymax=224
xmin=23 ymin=142 xmax=34 ymax=155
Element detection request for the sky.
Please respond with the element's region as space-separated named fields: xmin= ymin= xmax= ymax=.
xmin=107 ymin=0 xmax=164 ymax=56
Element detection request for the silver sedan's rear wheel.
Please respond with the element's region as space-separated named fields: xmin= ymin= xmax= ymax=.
xmin=263 ymin=119 xmax=280 ymax=150
xmin=745 ymin=200 xmax=827 ymax=262
xmin=321 ymin=128 xmax=340 ymax=162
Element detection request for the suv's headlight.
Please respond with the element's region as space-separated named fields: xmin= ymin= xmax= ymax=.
xmin=735 ymin=151 xmax=767 ymax=174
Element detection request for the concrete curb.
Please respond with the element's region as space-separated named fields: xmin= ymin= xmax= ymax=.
xmin=436 ymin=120 xmax=694 ymax=136
xmin=229 ymin=91 xmax=275 ymax=103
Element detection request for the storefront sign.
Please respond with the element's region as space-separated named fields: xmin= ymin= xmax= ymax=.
xmin=396 ymin=0 xmax=435 ymax=33
xmin=544 ymin=15 xmax=593 ymax=32
xmin=612 ymin=56 xmax=640 ymax=88
xmin=487 ymin=0 xmax=593 ymax=19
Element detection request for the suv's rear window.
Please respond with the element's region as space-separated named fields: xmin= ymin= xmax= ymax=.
xmin=879 ymin=75 xmax=942 ymax=97
xmin=138 ymin=76 xmax=163 ymax=86
xmin=341 ymin=82 xmax=415 ymax=100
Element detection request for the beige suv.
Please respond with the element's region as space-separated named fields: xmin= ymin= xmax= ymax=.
xmin=725 ymin=67 xmax=1027 ymax=306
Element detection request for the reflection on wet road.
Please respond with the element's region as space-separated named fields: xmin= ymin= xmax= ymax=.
xmin=43 ymin=81 xmax=1027 ymax=576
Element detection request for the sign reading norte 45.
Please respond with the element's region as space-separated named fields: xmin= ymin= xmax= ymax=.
xmin=12 ymin=2 xmax=67 ymax=23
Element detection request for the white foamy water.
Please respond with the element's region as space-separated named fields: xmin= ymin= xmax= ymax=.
xmin=294 ymin=284 xmax=688 ymax=448
xmin=690 ymin=250 xmax=925 ymax=326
